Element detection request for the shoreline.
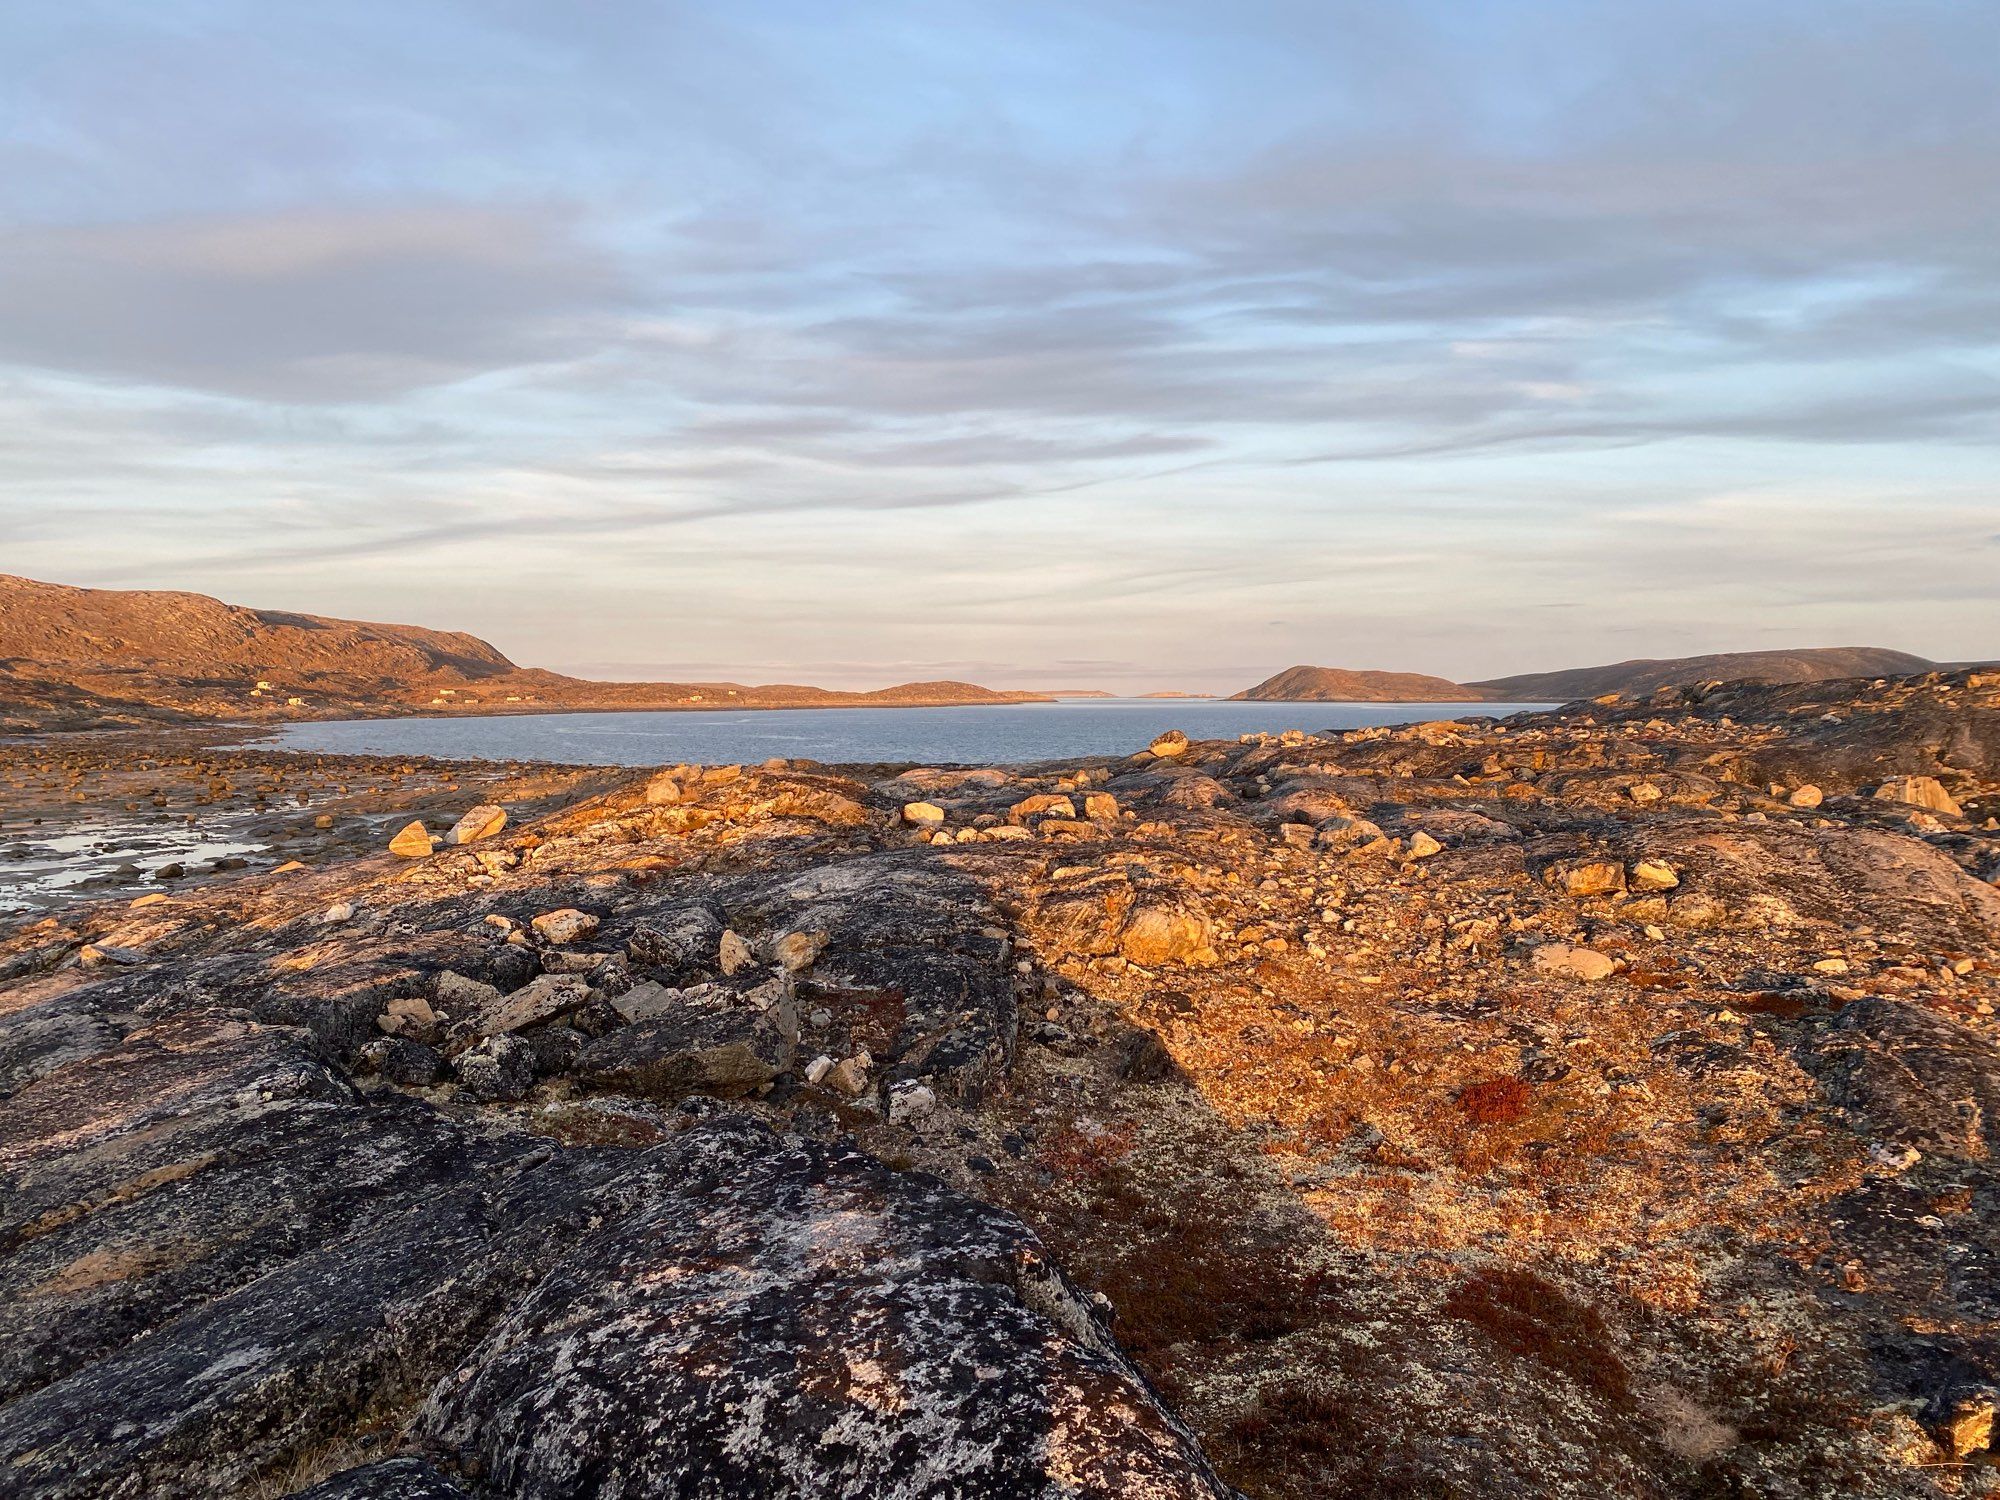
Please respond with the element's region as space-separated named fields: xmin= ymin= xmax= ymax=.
xmin=275 ymin=691 xmax=1520 ymax=723
xmin=228 ymin=699 xmax=1556 ymax=774
xmin=3 ymin=685 xmax=1533 ymax=738
xmin=1 ymin=698 xmax=1561 ymax=918
xmin=0 ymin=687 xmax=1059 ymax=736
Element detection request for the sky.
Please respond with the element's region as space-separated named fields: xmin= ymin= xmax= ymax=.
xmin=3 ymin=0 xmax=1997 ymax=692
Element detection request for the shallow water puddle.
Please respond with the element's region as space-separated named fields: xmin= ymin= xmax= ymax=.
xmin=0 ymin=818 xmax=269 ymax=916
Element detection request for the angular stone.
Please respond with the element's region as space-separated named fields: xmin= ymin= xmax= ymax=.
xmin=357 ymin=1037 xmax=443 ymax=1087
xmin=1149 ymin=729 xmax=1191 ymax=758
xmin=455 ymin=1035 xmax=536 ymax=1101
xmin=718 ymin=929 xmax=756 ymax=976
xmin=531 ymin=908 xmax=599 ymax=945
xmin=824 ymin=1053 xmax=871 ymax=1096
xmin=1009 ymin=793 xmax=1076 ymax=821
xmin=468 ymin=973 xmax=591 ymax=1037
xmin=1944 ymin=1393 xmax=1995 ymax=1459
xmin=608 ymin=980 xmax=686 ymax=1024
xmin=769 ymin=929 xmax=826 ymax=972
xmin=388 ymin=821 xmax=434 ymax=858
xmin=1558 ymin=860 xmax=1627 ymax=897
xmin=1875 ymin=775 xmax=1962 ymax=817
xmin=1035 ymin=877 xmax=1214 ymax=970
xmin=445 ymin=805 xmax=507 ymax=845
xmin=901 ymin=801 xmax=946 ymax=826
xmin=1119 ymin=897 xmax=1213 ymax=967
xmin=1630 ymin=859 xmax=1680 ymax=892
xmin=1316 ymin=816 xmax=1386 ymax=852
xmin=626 ymin=904 xmax=726 ymax=975
xmin=378 ymin=994 xmax=441 ymax=1043
xmin=77 ymin=943 xmax=145 ymax=968
xmin=886 ymin=1080 xmax=938 ymax=1125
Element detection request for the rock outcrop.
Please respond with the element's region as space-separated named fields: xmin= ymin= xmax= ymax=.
xmin=0 ymin=1013 xmax=1230 ymax=1499
xmin=2 ymin=664 xmax=1999 ymax=1497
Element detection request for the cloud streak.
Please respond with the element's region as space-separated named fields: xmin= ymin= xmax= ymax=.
xmin=2 ymin=0 xmax=1996 ymax=686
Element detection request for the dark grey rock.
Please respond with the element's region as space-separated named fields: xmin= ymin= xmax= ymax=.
xmin=521 ymin=1023 xmax=585 ymax=1077
xmin=298 ymin=1458 xmax=471 ymax=1498
xmin=0 ymin=998 xmax=1232 ymax=1500
xmin=453 ymin=1034 xmax=535 ymax=1101
xmin=406 ymin=1123 xmax=1239 ymax=1499
xmin=1115 ymin=1028 xmax=1180 ymax=1084
xmin=575 ymin=1006 xmax=793 ymax=1101
xmin=358 ymin=1036 xmax=444 ymax=1087
xmin=623 ymin=902 xmax=727 ymax=978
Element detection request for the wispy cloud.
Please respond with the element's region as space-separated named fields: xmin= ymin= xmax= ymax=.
xmin=2 ymin=0 xmax=1996 ymax=687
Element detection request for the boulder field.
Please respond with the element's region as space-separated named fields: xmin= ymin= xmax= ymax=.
xmin=2 ymin=668 xmax=1999 ymax=1497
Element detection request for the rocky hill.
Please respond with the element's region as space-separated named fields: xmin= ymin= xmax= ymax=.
xmin=1231 ymin=664 xmax=1484 ymax=702
xmin=0 ymin=575 xmax=1045 ymax=728
xmin=1469 ymin=646 xmax=1937 ymax=702
xmin=0 ymin=573 xmax=519 ymax=683
xmin=5 ymin=666 xmax=1997 ymax=1496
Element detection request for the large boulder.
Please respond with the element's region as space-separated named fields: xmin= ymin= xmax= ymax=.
xmin=1875 ymin=775 xmax=1963 ymax=818
xmin=722 ymin=853 xmax=1021 ymax=1100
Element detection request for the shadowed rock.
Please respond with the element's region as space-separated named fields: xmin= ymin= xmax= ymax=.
xmin=0 ymin=1007 xmax=1236 ymax=1499
xmin=409 ymin=1121 xmax=1238 ymax=1499
xmin=575 ymin=1005 xmax=795 ymax=1101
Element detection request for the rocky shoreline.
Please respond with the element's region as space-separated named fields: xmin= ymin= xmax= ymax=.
xmin=0 ymin=729 xmax=626 ymax=918
xmin=3 ymin=669 xmax=1999 ymax=1497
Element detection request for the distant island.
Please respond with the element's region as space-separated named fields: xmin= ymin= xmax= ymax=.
xmin=1230 ymin=665 xmax=1485 ymax=702
xmin=1038 ymin=689 xmax=1213 ymax=699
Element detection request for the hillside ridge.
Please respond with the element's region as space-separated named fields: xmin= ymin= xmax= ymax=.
xmin=1230 ymin=663 xmax=1486 ymax=702
xmin=1469 ymin=646 xmax=1938 ymax=701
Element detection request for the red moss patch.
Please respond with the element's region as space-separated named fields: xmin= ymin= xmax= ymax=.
xmin=1456 ymin=1076 xmax=1532 ymax=1126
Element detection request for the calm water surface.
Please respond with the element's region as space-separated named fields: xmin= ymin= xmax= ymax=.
xmin=260 ymin=699 xmax=1555 ymax=767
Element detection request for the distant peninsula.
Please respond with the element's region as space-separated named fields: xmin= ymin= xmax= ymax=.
xmin=1230 ymin=647 xmax=1982 ymax=705
xmin=1466 ymin=647 xmax=1942 ymax=701
xmin=0 ymin=574 xmax=1048 ymax=732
